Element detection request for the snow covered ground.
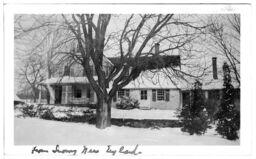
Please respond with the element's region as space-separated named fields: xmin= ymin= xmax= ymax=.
xmin=15 ymin=103 xmax=178 ymax=120
xmin=111 ymin=108 xmax=178 ymax=120
xmin=14 ymin=117 xmax=239 ymax=145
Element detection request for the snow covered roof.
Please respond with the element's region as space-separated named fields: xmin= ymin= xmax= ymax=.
xmin=181 ymin=79 xmax=239 ymax=91
xmin=123 ymin=71 xmax=181 ymax=89
xmin=41 ymin=67 xmax=239 ymax=90
xmin=41 ymin=74 xmax=239 ymax=90
xmin=123 ymin=68 xmax=239 ymax=90
xmin=41 ymin=76 xmax=92 ymax=85
xmin=180 ymin=71 xmax=240 ymax=91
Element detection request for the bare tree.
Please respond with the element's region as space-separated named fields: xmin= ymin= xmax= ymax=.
xmin=60 ymin=14 xmax=208 ymax=129
xmin=15 ymin=14 xmax=209 ymax=129
xmin=208 ymin=14 xmax=240 ymax=85
xmin=14 ymin=15 xmax=72 ymax=103
xmin=18 ymin=53 xmax=45 ymax=102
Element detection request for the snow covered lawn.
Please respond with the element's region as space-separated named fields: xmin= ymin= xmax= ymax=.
xmin=111 ymin=108 xmax=178 ymax=120
xmin=14 ymin=117 xmax=239 ymax=145
xmin=15 ymin=103 xmax=178 ymax=120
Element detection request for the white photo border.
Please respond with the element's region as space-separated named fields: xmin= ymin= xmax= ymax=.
xmin=2 ymin=2 xmax=256 ymax=159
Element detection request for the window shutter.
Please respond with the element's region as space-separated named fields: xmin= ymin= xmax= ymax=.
xmin=86 ymin=89 xmax=90 ymax=99
xmin=152 ymin=89 xmax=156 ymax=101
xmin=125 ymin=90 xmax=130 ymax=97
xmin=165 ymin=89 xmax=170 ymax=101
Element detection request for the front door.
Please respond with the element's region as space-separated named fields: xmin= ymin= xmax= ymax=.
xmin=55 ymin=86 xmax=62 ymax=104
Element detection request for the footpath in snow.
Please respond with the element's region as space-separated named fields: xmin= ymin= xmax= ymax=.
xmin=14 ymin=117 xmax=239 ymax=145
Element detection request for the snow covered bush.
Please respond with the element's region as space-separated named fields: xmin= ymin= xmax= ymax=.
xmin=215 ymin=62 xmax=240 ymax=140
xmin=35 ymin=104 xmax=50 ymax=117
xmin=15 ymin=103 xmax=97 ymax=123
xmin=116 ymin=96 xmax=140 ymax=110
xmin=178 ymin=80 xmax=210 ymax=135
xmin=41 ymin=109 xmax=55 ymax=120
xmin=21 ymin=104 xmax=37 ymax=117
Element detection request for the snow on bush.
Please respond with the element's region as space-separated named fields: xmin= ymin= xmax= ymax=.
xmin=116 ymin=96 xmax=140 ymax=110
xmin=14 ymin=103 xmax=93 ymax=120
xmin=178 ymin=80 xmax=210 ymax=135
xmin=215 ymin=62 xmax=240 ymax=140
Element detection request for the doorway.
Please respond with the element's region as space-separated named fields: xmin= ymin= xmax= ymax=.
xmin=55 ymin=85 xmax=62 ymax=104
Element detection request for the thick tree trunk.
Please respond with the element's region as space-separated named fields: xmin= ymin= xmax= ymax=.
xmin=32 ymin=87 xmax=37 ymax=103
xmin=96 ymin=97 xmax=111 ymax=129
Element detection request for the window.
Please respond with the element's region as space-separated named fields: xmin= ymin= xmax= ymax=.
xmin=87 ymin=88 xmax=91 ymax=98
xmin=152 ymin=89 xmax=170 ymax=101
xmin=141 ymin=90 xmax=147 ymax=100
xmin=73 ymin=85 xmax=82 ymax=98
xmin=118 ymin=89 xmax=129 ymax=98
xmin=157 ymin=89 xmax=165 ymax=101
xmin=165 ymin=89 xmax=170 ymax=101
xmin=118 ymin=90 xmax=125 ymax=98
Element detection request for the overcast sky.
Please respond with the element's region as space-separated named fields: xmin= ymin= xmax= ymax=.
xmin=14 ymin=14 xmax=240 ymax=93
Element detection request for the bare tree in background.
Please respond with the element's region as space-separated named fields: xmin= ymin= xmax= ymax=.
xmin=18 ymin=53 xmax=45 ymax=102
xmin=208 ymin=14 xmax=240 ymax=85
xmin=15 ymin=14 xmax=209 ymax=129
xmin=15 ymin=15 xmax=72 ymax=103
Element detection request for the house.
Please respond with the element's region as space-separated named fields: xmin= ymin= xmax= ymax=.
xmin=40 ymin=56 xmax=113 ymax=105
xmin=40 ymin=55 xmax=240 ymax=110
xmin=181 ymin=57 xmax=240 ymax=111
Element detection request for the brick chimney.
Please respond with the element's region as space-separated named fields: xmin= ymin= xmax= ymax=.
xmin=212 ymin=57 xmax=218 ymax=79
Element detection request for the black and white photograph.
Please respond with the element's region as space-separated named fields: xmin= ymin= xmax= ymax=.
xmin=2 ymin=1 xmax=256 ymax=159
xmin=13 ymin=13 xmax=241 ymax=145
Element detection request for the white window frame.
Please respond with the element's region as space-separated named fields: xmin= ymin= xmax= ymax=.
xmin=157 ymin=89 xmax=165 ymax=101
xmin=141 ymin=90 xmax=147 ymax=100
xmin=118 ymin=90 xmax=125 ymax=98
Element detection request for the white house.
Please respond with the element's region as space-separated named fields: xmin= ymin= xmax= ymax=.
xmin=41 ymin=55 xmax=112 ymax=105
xmin=112 ymin=71 xmax=183 ymax=110
xmin=40 ymin=55 xmax=240 ymax=110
